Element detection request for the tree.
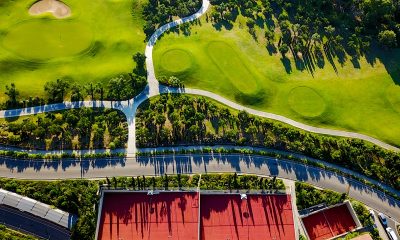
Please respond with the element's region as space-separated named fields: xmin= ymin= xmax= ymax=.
xmin=5 ymin=83 xmax=19 ymax=108
xmin=279 ymin=44 xmax=289 ymax=56
xmin=233 ymin=172 xmax=238 ymax=189
xmin=44 ymin=79 xmax=70 ymax=103
xmin=177 ymin=174 xmax=182 ymax=189
xmin=168 ymin=76 xmax=183 ymax=87
xmin=378 ymin=30 xmax=397 ymax=48
xmin=137 ymin=176 xmax=141 ymax=189
xmin=360 ymin=0 xmax=394 ymax=27
xmin=152 ymin=177 xmax=156 ymax=190
xmin=164 ymin=174 xmax=169 ymax=190
xmin=112 ymin=177 xmax=117 ymax=188
xmin=70 ymin=84 xmax=84 ymax=102
xmin=132 ymin=52 xmax=147 ymax=76
xmin=95 ymin=83 xmax=104 ymax=101
xmin=85 ymin=83 xmax=95 ymax=101
xmin=265 ymin=29 xmax=275 ymax=44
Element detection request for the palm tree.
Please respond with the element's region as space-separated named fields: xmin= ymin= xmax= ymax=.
xmin=131 ymin=177 xmax=136 ymax=190
xmin=5 ymin=83 xmax=19 ymax=108
xmin=95 ymin=83 xmax=104 ymax=101
xmin=85 ymin=83 xmax=95 ymax=101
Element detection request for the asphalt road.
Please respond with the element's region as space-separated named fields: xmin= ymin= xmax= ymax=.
xmin=0 ymin=153 xmax=399 ymax=223
xmin=0 ymin=205 xmax=70 ymax=240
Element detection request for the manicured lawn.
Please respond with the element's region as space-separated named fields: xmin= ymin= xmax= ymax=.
xmin=0 ymin=0 xmax=146 ymax=102
xmin=153 ymin=14 xmax=400 ymax=147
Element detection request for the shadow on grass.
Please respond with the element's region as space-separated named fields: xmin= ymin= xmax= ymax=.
xmin=370 ymin=47 xmax=400 ymax=86
xmin=280 ymin=57 xmax=292 ymax=74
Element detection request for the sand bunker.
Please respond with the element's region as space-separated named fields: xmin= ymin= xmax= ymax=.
xmin=29 ymin=0 xmax=71 ymax=19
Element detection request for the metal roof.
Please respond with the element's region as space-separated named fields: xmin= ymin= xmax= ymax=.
xmin=0 ymin=188 xmax=77 ymax=229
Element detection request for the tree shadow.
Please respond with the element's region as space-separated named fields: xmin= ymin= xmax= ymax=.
xmin=212 ymin=19 xmax=233 ymax=31
xmin=280 ymin=57 xmax=292 ymax=74
xmin=350 ymin=56 xmax=361 ymax=69
xmin=267 ymin=44 xmax=277 ymax=55
xmin=372 ymin=47 xmax=400 ymax=86
xmin=314 ymin=48 xmax=325 ymax=69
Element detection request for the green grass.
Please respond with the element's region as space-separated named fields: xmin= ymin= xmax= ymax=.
xmin=3 ymin=19 xmax=93 ymax=60
xmin=0 ymin=0 xmax=147 ymax=102
xmin=288 ymin=86 xmax=327 ymax=118
xmin=153 ymin=14 xmax=400 ymax=147
xmin=160 ymin=48 xmax=193 ymax=73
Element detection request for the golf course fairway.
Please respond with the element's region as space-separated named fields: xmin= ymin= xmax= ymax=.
xmin=153 ymin=14 xmax=400 ymax=147
xmin=0 ymin=0 xmax=146 ymax=102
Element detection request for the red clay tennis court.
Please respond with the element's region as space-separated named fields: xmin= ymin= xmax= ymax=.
xmin=200 ymin=194 xmax=295 ymax=240
xmin=302 ymin=204 xmax=357 ymax=240
xmin=98 ymin=192 xmax=199 ymax=240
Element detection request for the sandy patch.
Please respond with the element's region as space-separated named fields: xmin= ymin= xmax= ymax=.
xmin=29 ymin=0 xmax=71 ymax=19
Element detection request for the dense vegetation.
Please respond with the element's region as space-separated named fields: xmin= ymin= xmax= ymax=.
xmin=0 ymin=108 xmax=128 ymax=150
xmin=0 ymin=225 xmax=37 ymax=240
xmin=199 ymin=173 xmax=285 ymax=190
xmin=2 ymin=53 xmax=146 ymax=110
xmin=137 ymin=95 xmax=400 ymax=190
xmin=103 ymin=173 xmax=284 ymax=191
xmin=209 ymin=0 xmax=400 ymax=57
xmin=105 ymin=174 xmax=200 ymax=189
xmin=295 ymin=182 xmax=345 ymax=210
xmin=142 ymin=0 xmax=202 ymax=37
xmin=0 ymin=179 xmax=99 ymax=240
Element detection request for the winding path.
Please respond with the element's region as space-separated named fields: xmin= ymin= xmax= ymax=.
xmin=0 ymin=0 xmax=399 ymax=156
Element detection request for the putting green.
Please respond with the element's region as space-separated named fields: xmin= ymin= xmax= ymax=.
xmin=206 ymin=41 xmax=258 ymax=94
xmin=3 ymin=19 xmax=92 ymax=60
xmin=386 ymin=85 xmax=400 ymax=114
xmin=288 ymin=87 xmax=326 ymax=118
xmin=160 ymin=48 xmax=193 ymax=73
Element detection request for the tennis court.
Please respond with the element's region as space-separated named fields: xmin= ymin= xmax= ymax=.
xmin=302 ymin=204 xmax=357 ymax=240
xmin=200 ymin=194 xmax=295 ymax=240
xmin=98 ymin=192 xmax=199 ymax=240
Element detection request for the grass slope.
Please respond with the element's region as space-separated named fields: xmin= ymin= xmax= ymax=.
xmin=0 ymin=0 xmax=146 ymax=102
xmin=153 ymin=14 xmax=400 ymax=146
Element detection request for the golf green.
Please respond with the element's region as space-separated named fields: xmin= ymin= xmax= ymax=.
xmin=160 ymin=48 xmax=193 ymax=73
xmin=3 ymin=20 xmax=92 ymax=60
xmin=288 ymin=86 xmax=326 ymax=118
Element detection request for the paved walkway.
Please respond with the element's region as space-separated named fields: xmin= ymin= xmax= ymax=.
xmin=0 ymin=0 xmax=398 ymax=155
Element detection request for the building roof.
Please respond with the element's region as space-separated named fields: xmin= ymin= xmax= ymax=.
xmin=0 ymin=188 xmax=76 ymax=229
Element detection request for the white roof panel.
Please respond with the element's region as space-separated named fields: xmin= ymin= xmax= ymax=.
xmin=2 ymin=192 xmax=21 ymax=208
xmin=17 ymin=197 xmax=37 ymax=212
xmin=31 ymin=202 xmax=50 ymax=218
xmin=44 ymin=209 xmax=64 ymax=224
xmin=0 ymin=188 xmax=76 ymax=229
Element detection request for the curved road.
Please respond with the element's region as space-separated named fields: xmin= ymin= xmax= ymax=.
xmin=0 ymin=153 xmax=398 ymax=222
